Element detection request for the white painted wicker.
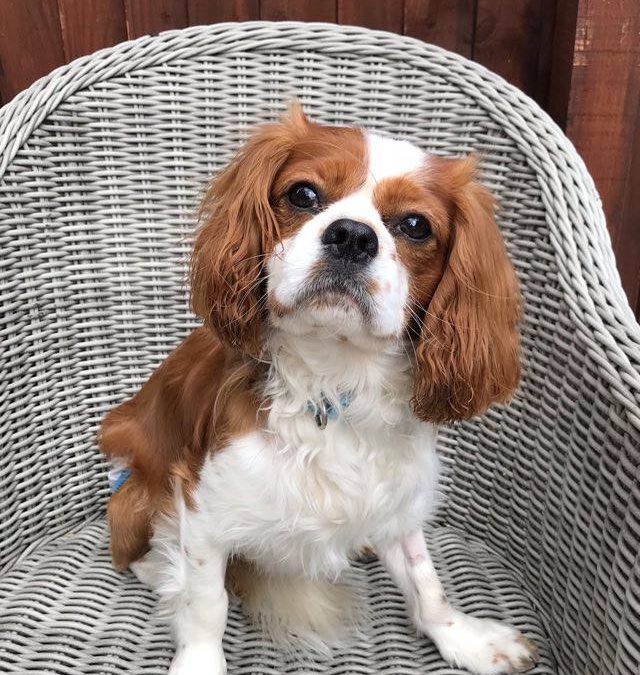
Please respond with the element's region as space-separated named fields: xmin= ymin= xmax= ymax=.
xmin=0 ymin=22 xmax=638 ymax=675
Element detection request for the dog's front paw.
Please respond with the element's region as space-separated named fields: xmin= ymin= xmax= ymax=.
xmin=427 ymin=611 xmax=538 ymax=674
xmin=168 ymin=642 xmax=226 ymax=675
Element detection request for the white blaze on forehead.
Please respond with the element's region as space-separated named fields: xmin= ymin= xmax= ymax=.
xmin=365 ymin=133 xmax=426 ymax=185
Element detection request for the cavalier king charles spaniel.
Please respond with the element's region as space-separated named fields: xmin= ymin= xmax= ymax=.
xmin=100 ymin=104 xmax=538 ymax=675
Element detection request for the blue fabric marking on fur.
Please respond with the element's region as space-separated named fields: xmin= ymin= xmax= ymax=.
xmin=110 ymin=468 xmax=131 ymax=493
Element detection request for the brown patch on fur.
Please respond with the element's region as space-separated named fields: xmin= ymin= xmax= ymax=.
xmin=492 ymin=652 xmax=508 ymax=665
xmin=106 ymin=472 xmax=152 ymax=571
xmin=100 ymin=327 xmax=266 ymax=569
xmin=271 ymin=121 xmax=367 ymax=236
xmin=373 ymin=156 xmax=520 ymax=423
xmin=366 ymin=279 xmax=380 ymax=295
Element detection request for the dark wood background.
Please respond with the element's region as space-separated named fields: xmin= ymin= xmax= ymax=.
xmin=1 ymin=0 xmax=639 ymax=318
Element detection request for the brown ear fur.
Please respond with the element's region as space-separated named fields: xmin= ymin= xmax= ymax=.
xmin=412 ymin=157 xmax=521 ymax=423
xmin=190 ymin=104 xmax=309 ymax=353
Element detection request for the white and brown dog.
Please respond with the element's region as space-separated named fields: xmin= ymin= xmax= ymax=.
xmin=100 ymin=105 xmax=537 ymax=674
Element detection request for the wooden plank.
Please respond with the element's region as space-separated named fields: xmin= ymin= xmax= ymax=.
xmin=260 ymin=0 xmax=337 ymax=22
xmin=563 ymin=0 xmax=640 ymax=264
xmin=473 ymin=0 xmax=553 ymax=102
xmin=404 ymin=0 xmax=474 ymax=58
xmin=0 ymin=0 xmax=66 ymax=102
xmin=58 ymin=0 xmax=127 ymax=61
xmin=546 ymin=0 xmax=579 ymax=127
xmin=124 ymin=0 xmax=188 ymax=38
xmin=533 ymin=0 xmax=558 ymax=105
xmin=619 ymin=96 xmax=640 ymax=317
xmin=338 ymin=0 xmax=404 ymax=33
xmin=542 ymin=0 xmax=640 ymax=315
xmin=187 ymin=0 xmax=259 ymax=23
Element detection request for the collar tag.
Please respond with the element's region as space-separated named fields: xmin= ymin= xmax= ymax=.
xmin=307 ymin=392 xmax=353 ymax=429
xmin=314 ymin=407 xmax=328 ymax=429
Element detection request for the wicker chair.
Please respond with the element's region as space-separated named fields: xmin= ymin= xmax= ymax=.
xmin=0 ymin=22 xmax=638 ymax=675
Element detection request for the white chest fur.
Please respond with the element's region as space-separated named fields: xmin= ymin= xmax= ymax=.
xmin=190 ymin=334 xmax=441 ymax=579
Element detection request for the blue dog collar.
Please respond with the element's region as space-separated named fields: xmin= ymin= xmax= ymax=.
xmin=307 ymin=391 xmax=353 ymax=429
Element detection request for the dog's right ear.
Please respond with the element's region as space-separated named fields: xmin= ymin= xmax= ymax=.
xmin=190 ymin=105 xmax=310 ymax=354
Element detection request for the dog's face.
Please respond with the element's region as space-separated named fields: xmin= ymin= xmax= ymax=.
xmin=267 ymin=127 xmax=435 ymax=343
xmin=191 ymin=105 xmax=521 ymax=422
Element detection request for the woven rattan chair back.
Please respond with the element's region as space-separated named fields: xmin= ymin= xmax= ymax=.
xmin=1 ymin=23 xmax=639 ymax=675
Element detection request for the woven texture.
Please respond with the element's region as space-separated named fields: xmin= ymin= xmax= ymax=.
xmin=0 ymin=21 xmax=638 ymax=675
xmin=0 ymin=521 xmax=556 ymax=674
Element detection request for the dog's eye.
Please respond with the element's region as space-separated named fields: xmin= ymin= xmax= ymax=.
xmin=287 ymin=183 xmax=320 ymax=210
xmin=398 ymin=214 xmax=431 ymax=241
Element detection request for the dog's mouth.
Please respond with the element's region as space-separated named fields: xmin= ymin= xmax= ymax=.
xmin=296 ymin=270 xmax=373 ymax=320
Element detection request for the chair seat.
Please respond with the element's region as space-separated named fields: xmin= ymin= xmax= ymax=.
xmin=0 ymin=520 xmax=556 ymax=674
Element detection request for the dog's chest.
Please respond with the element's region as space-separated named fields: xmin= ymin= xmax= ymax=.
xmin=196 ymin=412 xmax=439 ymax=578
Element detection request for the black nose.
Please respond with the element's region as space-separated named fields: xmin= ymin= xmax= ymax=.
xmin=321 ymin=219 xmax=378 ymax=263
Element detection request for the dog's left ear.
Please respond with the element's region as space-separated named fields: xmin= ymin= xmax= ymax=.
xmin=412 ymin=157 xmax=521 ymax=423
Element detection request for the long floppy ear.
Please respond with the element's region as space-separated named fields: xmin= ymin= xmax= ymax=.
xmin=412 ymin=157 xmax=521 ymax=423
xmin=190 ymin=105 xmax=309 ymax=353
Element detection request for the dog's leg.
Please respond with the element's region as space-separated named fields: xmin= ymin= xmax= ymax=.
xmin=377 ymin=530 xmax=538 ymax=675
xmin=164 ymin=536 xmax=228 ymax=675
xmin=130 ymin=552 xmax=163 ymax=588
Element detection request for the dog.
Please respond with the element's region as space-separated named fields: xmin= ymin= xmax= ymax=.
xmin=100 ymin=104 xmax=538 ymax=675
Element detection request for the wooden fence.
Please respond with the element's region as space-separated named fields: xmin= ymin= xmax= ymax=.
xmin=1 ymin=0 xmax=638 ymax=317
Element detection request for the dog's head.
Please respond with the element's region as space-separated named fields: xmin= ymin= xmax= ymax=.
xmin=191 ymin=105 xmax=520 ymax=422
